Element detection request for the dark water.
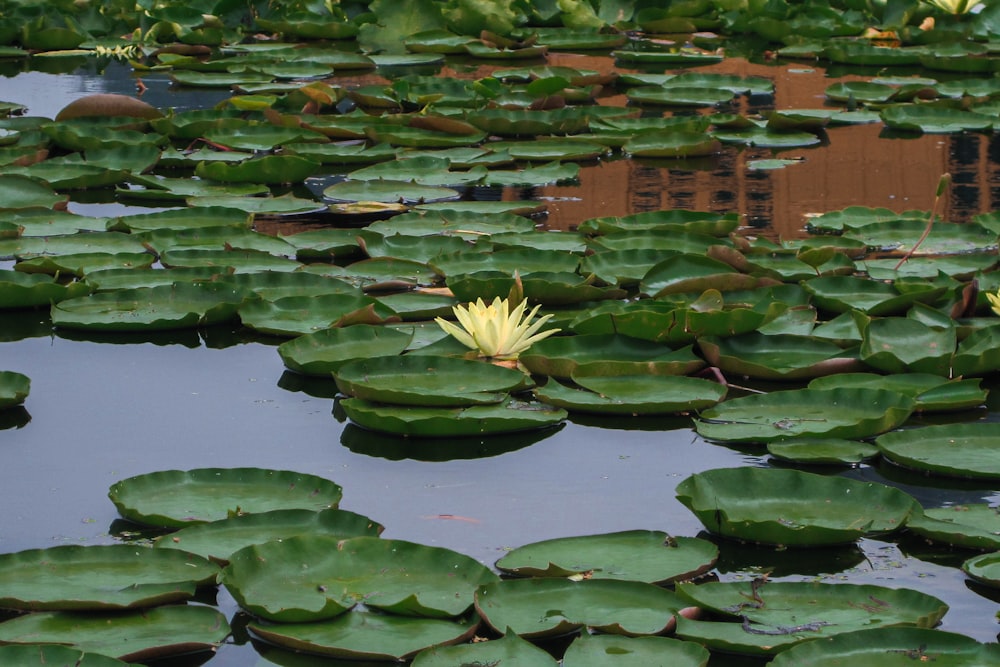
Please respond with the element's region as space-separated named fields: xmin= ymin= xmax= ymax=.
xmin=1 ymin=55 xmax=1000 ymax=664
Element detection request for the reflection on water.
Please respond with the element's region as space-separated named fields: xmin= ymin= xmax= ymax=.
xmin=339 ymin=421 xmax=561 ymax=462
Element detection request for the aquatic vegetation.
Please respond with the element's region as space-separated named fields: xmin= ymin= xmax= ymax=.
xmin=435 ymin=296 xmax=559 ymax=360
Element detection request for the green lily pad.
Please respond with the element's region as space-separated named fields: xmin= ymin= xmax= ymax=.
xmin=108 ymin=467 xmax=344 ymax=529
xmin=0 ymin=605 xmax=231 ymax=663
xmin=195 ymin=154 xmax=320 ymax=184
xmin=906 ymin=504 xmax=1000 ymax=551
xmin=626 ymin=85 xmax=735 ymax=107
xmin=154 ymin=508 xmax=383 ymax=564
xmin=675 ymin=581 xmax=947 ymax=656
xmin=159 ymin=248 xmax=302 ymax=273
xmin=0 ymin=370 xmax=29 ymax=409
xmin=249 ymin=611 xmax=478 ymax=661
xmin=3 ymin=268 xmax=90 ymax=310
xmin=412 ymin=628 xmax=557 ymax=667
xmin=475 ymin=578 xmax=685 ymax=638
xmin=640 ymin=254 xmax=754 ymax=297
xmin=0 ymin=544 xmax=218 ymax=611
xmin=535 ymin=374 xmax=726 ymax=416
xmin=278 ymin=325 xmax=414 ymax=376
xmin=562 ymin=634 xmax=710 ymax=667
xmin=334 ymin=355 xmax=529 ymax=407
xmin=223 ymin=535 xmax=498 ymax=622
xmin=769 ymin=626 xmax=1000 ymax=666
xmin=109 ymin=206 xmax=253 ymax=233
xmin=239 ymin=293 xmax=398 ymax=337
xmin=496 ymin=530 xmax=717 ymax=584
xmin=963 ymin=551 xmax=1000 ymax=589
xmin=624 ymin=130 xmax=721 ymax=158
xmin=857 ymin=315 xmax=956 ymax=376
xmin=0 ymin=645 xmax=128 ymax=667
xmin=520 ymin=334 xmax=705 ymax=378
xmin=676 ymin=467 xmax=917 ymax=546
xmin=51 ymin=281 xmax=252 ymax=331
xmin=803 ymin=276 xmax=943 ymax=316
xmin=339 ymin=397 xmax=566 ymax=438
xmin=466 ymin=108 xmax=592 ymax=136
xmin=432 ymin=249 xmax=579 ymax=278
xmin=698 ymin=333 xmax=863 ymax=381
xmin=843 ymin=219 xmax=997 ymax=255
xmin=808 ymin=373 xmax=987 ymax=412
xmin=766 ymin=438 xmax=881 ymax=466
xmin=323 ymin=179 xmax=460 ymax=204
xmin=696 ymin=387 xmax=914 ymax=444
xmin=876 ymin=423 xmax=1000 ymax=480
xmin=881 ymin=105 xmax=996 ymax=133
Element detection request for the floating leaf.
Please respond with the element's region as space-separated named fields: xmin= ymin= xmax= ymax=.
xmin=223 ymin=535 xmax=498 ymax=622
xmin=278 ymin=325 xmax=414 ymax=376
xmin=695 ymin=387 xmax=914 ymax=443
xmin=475 ymin=578 xmax=685 ymax=638
xmin=496 ymin=530 xmax=717 ymax=584
xmin=108 ymin=467 xmax=343 ymax=528
xmin=876 ymin=423 xmax=1000 ymax=480
xmin=769 ymin=626 xmax=1000 ymax=666
xmin=676 ymin=467 xmax=916 ymax=546
xmin=335 ymin=355 xmax=529 ymax=407
xmin=339 ymin=397 xmax=566 ymax=438
xmin=0 ymin=605 xmax=230 ymax=663
xmin=154 ymin=508 xmax=383 ymax=564
xmin=249 ymin=612 xmax=478 ymax=661
xmin=0 ymin=544 xmax=218 ymax=611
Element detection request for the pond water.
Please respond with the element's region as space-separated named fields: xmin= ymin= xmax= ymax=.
xmin=2 ymin=51 xmax=1000 ymax=665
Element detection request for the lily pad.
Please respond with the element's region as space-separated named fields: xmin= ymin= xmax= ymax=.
xmin=249 ymin=612 xmax=478 ymax=661
xmin=695 ymin=387 xmax=915 ymax=444
xmin=0 ymin=645 xmax=128 ymax=667
xmin=239 ymin=293 xmax=398 ymax=337
xmin=906 ymin=504 xmax=1000 ymax=551
xmin=769 ymin=626 xmax=1000 ymax=666
xmin=51 ymin=281 xmax=252 ymax=331
xmin=108 ymin=467 xmax=344 ymax=529
xmin=154 ymin=508 xmax=383 ymax=564
xmin=562 ymin=634 xmax=710 ymax=667
xmin=0 ymin=605 xmax=231 ymax=662
xmin=222 ymin=535 xmax=498 ymax=622
xmin=475 ymin=578 xmax=685 ymax=638
xmin=675 ymin=467 xmax=917 ymax=546
xmin=698 ymin=333 xmax=863 ymax=381
xmin=495 ymin=530 xmax=717 ymax=584
xmin=0 ymin=370 xmax=30 ymax=409
xmin=876 ymin=423 xmax=1000 ymax=480
xmin=339 ymin=397 xmax=566 ymax=438
xmin=278 ymin=325 xmax=414 ymax=376
xmin=766 ymin=438 xmax=881 ymax=466
xmin=675 ymin=581 xmax=947 ymax=656
xmin=412 ymin=628 xmax=557 ymax=667
xmin=334 ymin=355 xmax=530 ymax=407
xmin=963 ymin=552 xmax=1000 ymax=589
xmin=535 ymin=374 xmax=726 ymax=416
xmin=323 ymin=179 xmax=460 ymax=204
xmin=808 ymin=373 xmax=987 ymax=413
xmin=520 ymin=334 xmax=705 ymax=378
xmin=0 ymin=544 xmax=218 ymax=611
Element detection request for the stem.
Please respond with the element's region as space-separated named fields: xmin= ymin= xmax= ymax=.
xmin=894 ymin=173 xmax=951 ymax=270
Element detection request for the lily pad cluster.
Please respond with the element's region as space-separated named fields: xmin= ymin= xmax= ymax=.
xmin=4 ymin=465 xmax=981 ymax=664
xmin=5 ymin=1 xmax=1000 ymax=665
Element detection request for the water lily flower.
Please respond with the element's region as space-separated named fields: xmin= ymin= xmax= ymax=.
xmin=987 ymin=290 xmax=1000 ymax=317
xmin=435 ymin=297 xmax=559 ymax=360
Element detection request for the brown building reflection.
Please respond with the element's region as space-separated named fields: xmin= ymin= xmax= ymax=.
xmin=536 ymin=54 xmax=993 ymax=239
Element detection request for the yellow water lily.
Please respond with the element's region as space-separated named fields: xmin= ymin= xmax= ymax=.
xmin=923 ymin=0 xmax=982 ymax=14
xmin=435 ymin=297 xmax=560 ymax=360
xmin=987 ymin=290 xmax=1000 ymax=317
